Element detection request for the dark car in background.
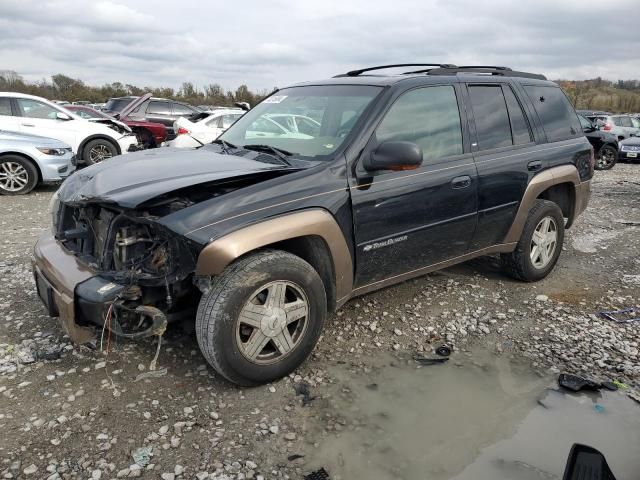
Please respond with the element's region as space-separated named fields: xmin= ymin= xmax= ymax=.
xmin=103 ymin=96 xmax=200 ymax=138
xmin=578 ymin=114 xmax=618 ymax=170
xmin=618 ymin=136 xmax=640 ymax=162
xmin=67 ymin=101 xmax=167 ymax=148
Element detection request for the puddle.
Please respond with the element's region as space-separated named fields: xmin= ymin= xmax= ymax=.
xmin=306 ymin=350 xmax=640 ymax=480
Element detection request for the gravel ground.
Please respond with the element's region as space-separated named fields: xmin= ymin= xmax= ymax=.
xmin=0 ymin=164 xmax=639 ymax=479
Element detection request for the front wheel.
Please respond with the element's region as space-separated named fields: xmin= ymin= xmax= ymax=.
xmin=501 ymin=199 xmax=565 ymax=282
xmin=0 ymin=155 xmax=38 ymax=195
xmin=83 ymin=139 xmax=118 ymax=165
xmin=595 ymin=145 xmax=617 ymax=170
xmin=196 ymin=250 xmax=327 ymax=386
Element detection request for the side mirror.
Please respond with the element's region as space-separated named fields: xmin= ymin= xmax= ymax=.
xmin=364 ymin=141 xmax=423 ymax=172
xmin=56 ymin=112 xmax=71 ymax=121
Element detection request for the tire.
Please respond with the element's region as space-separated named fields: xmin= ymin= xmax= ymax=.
xmin=501 ymin=199 xmax=565 ymax=282
xmin=196 ymin=249 xmax=327 ymax=386
xmin=595 ymin=145 xmax=617 ymax=170
xmin=0 ymin=155 xmax=38 ymax=195
xmin=82 ymin=138 xmax=118 ymax=165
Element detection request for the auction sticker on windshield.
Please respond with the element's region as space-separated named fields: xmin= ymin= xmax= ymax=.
xmin=263 ymin=95 xmax=287 ymax=103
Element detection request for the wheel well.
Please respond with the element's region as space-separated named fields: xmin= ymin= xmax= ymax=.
xmin=131 ymin=127 xmax=155 ymax=147
xmin=78 ymin=135 xmax=121 ymax=160
xmin=261 ymin=236 xmax=337 ymax=312
xmin=537 ymin=182 xmax=575 ymax=226
xmin=0 ymin=152 xmax=42 ymax=182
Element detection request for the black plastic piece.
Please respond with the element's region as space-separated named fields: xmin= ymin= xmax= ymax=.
xmin=304 ymin=467 xmax=331 ymax=480
xmin=435 ymin=345 xmax=452 ymax=357
xmin=414 ymin=354 xmax=449 ymax=365
xmin=427 ymin=66 xmax=546 ymax=80
xmin=562 ymin=444 xmax=617 ymax=480
xmin=558 ymin=374 xmax=602 ymax=392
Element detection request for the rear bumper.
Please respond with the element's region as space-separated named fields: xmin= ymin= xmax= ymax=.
xmin=574 ymin=180 xmax=591 ymax=218
xmin=31 ymin=232 xmax=124 ymax=344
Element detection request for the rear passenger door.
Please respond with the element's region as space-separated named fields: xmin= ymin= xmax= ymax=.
xmin=0 ymin=97 xmax=21 ymax=132
xmin=464 ymin=83 xmax=537 ymax=249
xmin=145 ymin=101 xmax=173 ymax=127
xmin=350 ymin=84 xmax=478 ymax=286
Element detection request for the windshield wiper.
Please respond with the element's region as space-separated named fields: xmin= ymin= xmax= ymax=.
xmin=242 ymin=144 xmax=293 ymax=166
xmin=212 ymin=138 xmax=237 ymax=154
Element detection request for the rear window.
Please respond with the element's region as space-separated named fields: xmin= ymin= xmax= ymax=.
xmin=104 ymin=98 xmax=134 ymax=112
xmin=0 ymin=98 xmax=11 ymax=116
xmin=524 ymin=86 xmax=581 ymax=142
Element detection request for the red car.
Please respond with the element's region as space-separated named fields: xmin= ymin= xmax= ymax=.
xmin=66 ymin=95 xmax=167 ymax=148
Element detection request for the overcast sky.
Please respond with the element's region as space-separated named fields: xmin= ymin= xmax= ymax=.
xmin=1 ymin=0 xmax=639 ymax=91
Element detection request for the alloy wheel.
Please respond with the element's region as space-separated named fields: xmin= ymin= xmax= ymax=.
xmin=530 ymin=216 xmax=558 ymax=269
xmin=0 ymin=162 xmax=29 ymax=192
xmin=236 ymin=281 xmax=309 ymax=365
xmin=597 ymin=148 xmax=616 ymax=169
xmin=89 ymin=144 xmax=113 ymax=163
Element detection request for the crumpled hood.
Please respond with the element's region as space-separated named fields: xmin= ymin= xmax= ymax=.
xmin=57 ymin=145 xmax=297 ymax=208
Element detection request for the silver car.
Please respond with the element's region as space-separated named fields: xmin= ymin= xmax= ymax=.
xmin=587 ymin=114 xmax=640 ymax=140
xmin=0 ymin=130 xmax=75 ymax=195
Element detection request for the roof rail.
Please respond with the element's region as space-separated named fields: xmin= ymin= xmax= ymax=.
xmin=427 ymin=66 xmax=546 ymax=80
xmin=335 ymin=63 xmax=458 ymax=77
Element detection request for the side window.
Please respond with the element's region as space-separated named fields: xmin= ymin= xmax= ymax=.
xmin=16 ymin=98 xmax=59 ymax=120
xmin=147 ymin=101 xmax=171 ymax=115
xmin=468 ymin=85 xmax=512 ymax=150
xmin=502 ymin=86 xmax=533 ymax=144
xmin=0 ymin=98 xmax=12 ymax=116
xmin=248 ymin=117 xmax=285 ymax=135
xmin=524 ymin=86 xmax=581 ymax=142
xmin=620 ymin=117 xmax=633 ymax=127
xmin=173 ymin=103 xmax=194 ymax=115
xmin=376 ymin=85 xmax=463 ymax=163
xmin=221 ymin=114 xmax=241 ymax=129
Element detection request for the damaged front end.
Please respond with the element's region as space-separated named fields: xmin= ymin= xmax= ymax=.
xmin=44 ymin=198 xmax=202 ymax=342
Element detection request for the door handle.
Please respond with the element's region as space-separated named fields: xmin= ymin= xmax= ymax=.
xmin=451 ymin=175 xmax=472 ymax=189
xmin=21 ymin=123 xmax=35 ymax=127
xmin=527 ymin=161 xmax=543 ymax=171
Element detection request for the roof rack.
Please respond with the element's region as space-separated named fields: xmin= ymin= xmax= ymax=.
xmin=335 ymin=63 xmax=458 ymax=77
xmin=426 ymin=66 xmax=546 ymax=80
xmin=335 ymin=64 xmax=546 ymax=80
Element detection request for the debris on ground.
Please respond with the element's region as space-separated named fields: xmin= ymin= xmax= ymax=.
xmin=294 ymin=382 xmax=316 ymax=406
xmin=435 ymin=345 xmax=452 ymax=357
xmin=134 ymin=367 xmax=168 ymax=382
xmin=132 ymin=446 xmax=153 ymax=467
xmin=558 ymin=374 xmax=606 ymax=392
xmin=413 ymin=354 xmax=449 ymax=366
xmin=599 ymin=307 xmax=640 ymax=324
xmin=304 ymin=467 xmax=331 ymax=480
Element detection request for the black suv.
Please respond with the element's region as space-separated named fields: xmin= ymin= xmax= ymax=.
xmin=33 ymin=64 xmax=593 ymax=386
xmin=103 ymin=96 xmax=200 ymax=138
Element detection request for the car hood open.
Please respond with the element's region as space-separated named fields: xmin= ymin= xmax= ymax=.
xmin=57 ymin=145 xmax=304 ymax=209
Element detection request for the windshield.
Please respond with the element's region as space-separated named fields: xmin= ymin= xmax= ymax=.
xmin=220 ymin=85 xmax=382 ymax=159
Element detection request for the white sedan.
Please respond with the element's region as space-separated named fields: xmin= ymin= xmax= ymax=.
xmin=168 ymin=109 xmax=245 ymax=148
xmin=0 ymin=92 xmax=138 ymax=165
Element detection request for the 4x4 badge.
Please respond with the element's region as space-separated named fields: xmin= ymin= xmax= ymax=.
xmin=363 ymin=235 xmax=408 ymax=252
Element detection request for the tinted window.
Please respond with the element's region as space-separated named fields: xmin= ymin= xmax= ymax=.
xmin=469 ymin=85 xmax=512 ymax=150
xmin=104 ymin=98 xmax=134 ymax=112
xmin=578 ymin=115 xmax=592 ymax=130
xmin=376 ymin=85 xmax=463 ymax=163
xmin=16 ymin=98 xmax=59 ymax=119
xmin=0 ymin=98 xmax=11 ymax=116
xmin=172 ymin=103 xmax=195 ymax=115
xmin=503 ymin=86 xmax=533 ymax=144
xmin=524 ymin=86 xmax=581 ymax=142
xmin=147 ymin=101 xmax=171 ymax=115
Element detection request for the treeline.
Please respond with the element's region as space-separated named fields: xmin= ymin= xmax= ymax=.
xmin=557 ymin=78 xmax=640 ymax=113
xmin=0 ymin=71 xmax=274 ymax=107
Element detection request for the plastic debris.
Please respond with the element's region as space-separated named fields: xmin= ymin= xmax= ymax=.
xmin=558 ymin=374 xmax=602 ymax=392
xmin=132 ymin=446 xmax=153 ymax=467
xmin=366 ymin=383 xmax=379 ymax=391
xmin=599 ymin=307 xmax=640 ymax=324
xmin=413 ymin=354 xmax=449 ymax=366
xmin=304 ymin=467 xmax=331 ymax=480
xmin=134 ymin=367 xmax=168 ymax=382
xmin=287 ymin=454 xmax=305 ymax=461
xmin=601 ymin=381 xmax=618 ymax=391
xmin=593 ymin=404 xmax=605 ymax=413
xmin=435 ymin=345 xmax=452 ymax=357
xmin=613 ymin=380 xmax=628 ymax=390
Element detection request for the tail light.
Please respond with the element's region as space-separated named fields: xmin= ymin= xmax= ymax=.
xmin=177 ymin=127 xmax=189 ymax=135
xmin=602 ymin=123 xmax=612 ymax=131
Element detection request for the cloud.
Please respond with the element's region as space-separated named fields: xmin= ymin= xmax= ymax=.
xmin=0 ymin=0 xmax=639 ymax=90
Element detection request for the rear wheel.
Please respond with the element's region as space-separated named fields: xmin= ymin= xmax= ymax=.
xmin=0 ymin=155 xmax=38 ymax=195
xmin=595 ymin=145 xmax=617 ymax=170
xmin=501 ymin=200 xmax=565 ymax=282
xmin=196 ymin=250 xmax=327 ymax=386
xmin=83 ymin=139 xmax=118 ymax=165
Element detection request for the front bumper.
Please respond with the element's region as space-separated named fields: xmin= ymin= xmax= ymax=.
xmin=38 ymin=153 xmax=77 ymax=182
xmin=619 ymin=150 xmax=640 ymax=161
xmin=32 ymin=232 xmax=125 ymax=344
xmin=117 ymin=134 xmax=139 ymax=155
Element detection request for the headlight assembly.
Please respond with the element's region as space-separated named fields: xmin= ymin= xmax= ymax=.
xmin=37 ymin=147 xmax=70 ymax=156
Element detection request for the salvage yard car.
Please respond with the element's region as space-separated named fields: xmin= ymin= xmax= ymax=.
xmin=32 ymin=64 xmax=593 ymax=386
xmin=578 ymin=114 xmax=618 ymax=170
xmin=0 ymin=130 xmax=75 ymax=194
xmin=169 ymin=108 xmax=245 ymax=148
xmin=0 ymin=93 xmax=138 ymax=165
xmin=618 ymin=136 xmax=640 ymax=162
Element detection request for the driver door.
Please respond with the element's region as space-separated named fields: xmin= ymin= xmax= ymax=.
xmin=350 ymin=85 xmax=478 ymax=287
xmin=14 ymin=97 xmax=78 ymax=148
